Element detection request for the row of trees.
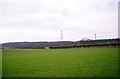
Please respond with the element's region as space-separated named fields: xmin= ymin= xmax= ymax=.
xmin=2 ymin=38 xmax=120 ymax=49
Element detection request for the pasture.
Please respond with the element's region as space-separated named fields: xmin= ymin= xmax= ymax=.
xmin=0 ymin=49 xmax=2 ymax=78
xmin=2 ymin=47 xmax=118 ymax=77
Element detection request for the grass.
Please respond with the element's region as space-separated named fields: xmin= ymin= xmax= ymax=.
xmin=2 ymin=47 xmax=118 ymax=77
xmin=0 ymin=49 xmax=2 ymax=78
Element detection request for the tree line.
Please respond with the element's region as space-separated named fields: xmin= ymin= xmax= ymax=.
xmin=2 ymin=38 xmax=120 ymax=49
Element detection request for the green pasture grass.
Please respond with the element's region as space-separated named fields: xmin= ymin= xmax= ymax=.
xmin=0 ymin=49 xmax=2 ymax=78
xmin=2 ymin=47 xmax=118 ymax=77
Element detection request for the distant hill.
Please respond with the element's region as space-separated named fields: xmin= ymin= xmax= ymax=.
xmin=2 ymin=38 xmax=120 ymax=49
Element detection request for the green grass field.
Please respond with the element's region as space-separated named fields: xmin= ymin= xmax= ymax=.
xmin=0 ymin=49 xmax=2 ymax=78
xmin=2 ymin=47 xmax=118 ymax=77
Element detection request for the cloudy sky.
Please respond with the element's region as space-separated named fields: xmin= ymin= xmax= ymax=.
xmin=0 ymin=0 xmax=119 ymax=43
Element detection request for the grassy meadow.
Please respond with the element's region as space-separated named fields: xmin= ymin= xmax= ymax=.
xmin=2 ymin=47 xmax=118 ymax=77
xmin=0 ymin=49 xmax=2 ymax=78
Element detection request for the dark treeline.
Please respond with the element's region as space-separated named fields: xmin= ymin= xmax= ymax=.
xmin=2 ymin=38 xmax=120 ymax=49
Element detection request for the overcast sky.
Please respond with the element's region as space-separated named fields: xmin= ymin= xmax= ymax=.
xmin=0 ymin=0 xmax=119 ymax=43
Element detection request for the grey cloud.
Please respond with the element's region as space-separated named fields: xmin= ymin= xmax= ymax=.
xmin=0 ymin=0 xmax=118 ymax=43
